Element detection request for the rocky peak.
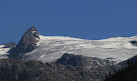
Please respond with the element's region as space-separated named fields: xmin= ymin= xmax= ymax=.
xmin=9 ymin=26 xmax=40 ymax=59
xmin=23 ymin=26 xmax=40 ymax=39
xmin=30 ymin=26 xmax=37 ymax=31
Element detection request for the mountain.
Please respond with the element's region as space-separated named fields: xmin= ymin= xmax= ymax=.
xmin=0 ymin=55 xmax=119 ymax=81
xmin=105 ymin=60 xmax=137 ymax=81
xmin=56 ymin=53 xmax=116 ymax=69
xmin=9 ymin=26 xmax=40 ymax=58
xmin=8 ymin=27 xmax=137 ymax=64
xmin=105 ymin=55 xmax=137 ymax=81
xmin=1 ymin=26 xmax=137 ymax=81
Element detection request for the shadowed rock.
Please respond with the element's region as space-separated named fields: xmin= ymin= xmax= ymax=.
xmin=0 ymin=58 xmax=119 ymax=81
xmin=130 ymin=40 xmax=137 ymax=46
xmin=119 ymin=55 xmax=137 ymax=67
xmin=56 ymin=53 xmax=116 ymax=69
xmin=9 ymin=26 xmax=40 ymax=59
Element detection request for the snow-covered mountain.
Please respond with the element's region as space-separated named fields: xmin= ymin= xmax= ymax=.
xmin=1 ymin=27 xmax=137 ymax=81
xmin=21 ymin=35 xmax=137 ymax=63
xmin=5 ymin=27 xmax=137 ymax=64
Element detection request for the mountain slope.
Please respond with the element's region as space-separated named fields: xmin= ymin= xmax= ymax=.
xmin=8 ymin=27 xmax=137 ymax=64
xmin=105 ymin=60 xmax=137 ymax=81
xmin=20 ymin=35 xmax=137 ymax=63
xmin=9 ymin=26 xmax=40 ymax=58
xmin=56 ymin=53 xmax=116 ymax=69
xmin=0 ymin=57 xmax=118 ymax=81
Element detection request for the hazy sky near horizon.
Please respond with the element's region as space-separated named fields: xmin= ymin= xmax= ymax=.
xmin=0 ymin=0 xmax=137 ymax=44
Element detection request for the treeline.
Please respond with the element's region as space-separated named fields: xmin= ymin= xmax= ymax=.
xmin=105 ymin=60 xmax=137 ymax=81
xmin=0 ymin=59 xmax=111 ymax=81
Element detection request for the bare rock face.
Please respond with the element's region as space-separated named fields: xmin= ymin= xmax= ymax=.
xmin=130 ymin=40 xmax=137 ymax=46
xmin=9 ymin=26 xmax=40 ymax=59
xmin=56 ymin=53 xmax=116 ymax=69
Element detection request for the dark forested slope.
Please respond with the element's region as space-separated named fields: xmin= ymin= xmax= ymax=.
xmin=105 ymin=60 xmax=137 ymax=81
xmin=0 ymin=53 xmax=119 ymax=81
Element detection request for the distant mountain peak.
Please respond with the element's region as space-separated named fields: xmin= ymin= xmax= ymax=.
xmin=9 ymin=26 xmax=40 ymax=59
xmin=25 ymin=26 xmax=40 ymax=39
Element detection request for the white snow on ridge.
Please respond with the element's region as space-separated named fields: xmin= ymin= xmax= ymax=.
xmin=23 ymin=35 xmax=137 ymax=63
xmin=0 ymin=45 xmax=10 ymax=55
xmin=39 ymin=35 xmax=83 ymax=41
xmin=0 ymin=45 xmax=10 ymax=59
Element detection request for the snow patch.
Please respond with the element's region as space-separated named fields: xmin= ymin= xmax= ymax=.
xmin=0 ymin=45 xmax=10 ymax=54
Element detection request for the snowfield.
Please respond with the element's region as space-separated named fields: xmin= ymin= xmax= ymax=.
xmin=0 ymin=45 xmax=10 ymax=58
xmin=22 ymin=35 xmax=137 ymax=63
xmin=0 ymin=45 xmax=10 ymax=54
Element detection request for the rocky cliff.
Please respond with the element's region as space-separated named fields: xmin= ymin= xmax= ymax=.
xmin=9 ymin=26 xmax=40 ymax=59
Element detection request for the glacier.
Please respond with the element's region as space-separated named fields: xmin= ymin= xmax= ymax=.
xmin=21 ymin=35 xmax=137 ymax=63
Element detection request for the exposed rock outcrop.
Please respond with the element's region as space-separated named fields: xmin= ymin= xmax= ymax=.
xmin=130 ymin=40 xmax=137 ymax=46
xmin=56 ymin=53 xmax=117 ymax=69
xmin=9 ymin=26 xmax=40 ymax=59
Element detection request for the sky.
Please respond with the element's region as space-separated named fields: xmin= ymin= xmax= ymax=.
xmin=0 ymin=0 xmax=137 ymax=44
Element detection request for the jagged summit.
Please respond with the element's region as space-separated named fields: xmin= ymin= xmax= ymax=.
xmin=25 ymin=26 xmax=40 ymax=39
xmin=30 ymin=26 xmax=37 ymax=31
xmin=9 ymin=26 xmax=40 ymax=59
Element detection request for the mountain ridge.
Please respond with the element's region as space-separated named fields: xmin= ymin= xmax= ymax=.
xmin=9 ymin=26 xmax=40 ymax=59
xmin=1 ymin=26 xmax=136 ymax=64
xmin=0 ymin=26 xmax=137 ymax=81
